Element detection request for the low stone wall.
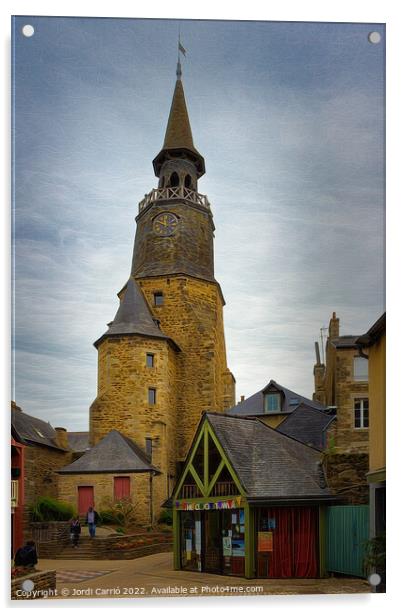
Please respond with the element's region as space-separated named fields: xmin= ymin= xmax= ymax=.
xmin=322 ymin=452 xmax=369 ymax=504
xmin=29 ymin=521 xmax=70 ymax=557
xmin=11 ymin=569 xmax=56 ymax=601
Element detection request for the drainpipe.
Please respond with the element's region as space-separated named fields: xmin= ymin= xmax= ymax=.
xmin=149 ymin=473 xmax=153 ymax=527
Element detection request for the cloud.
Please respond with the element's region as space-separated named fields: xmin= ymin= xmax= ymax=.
xmin=12 ymin=17 xmax=385 ymax=426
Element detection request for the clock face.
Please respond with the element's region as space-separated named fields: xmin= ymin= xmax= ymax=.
xmin=153 ymin=212 xmax=179 ymax=236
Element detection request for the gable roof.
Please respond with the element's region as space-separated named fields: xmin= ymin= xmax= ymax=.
xmin=11 ymin=402 xmax=67 ymax=451
xmin=67 ymin=432 xmax=90 ymax=453
xmin=227 ymin=379 xmax=326 ymax=417
xmin=276 ymin=403 xmax=335 ymax=450
xmin=58 ymin=430 xmax=160 ymax=474
xmin=94 ymin=278 xmax=179 ymax=349
xmin=205 ymin=413 xmax=332 ymax=501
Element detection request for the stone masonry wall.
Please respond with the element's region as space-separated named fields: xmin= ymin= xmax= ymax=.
xmin=332 ymin=348 xmax=369 ymax=453
xmin=58 ymin=472 xmax=152 ymax=526
xmin=139 ymin=274 xmax=235 ymax=460
xmin=322 ymin=452 xmax=369 ymax=504
xmin=23 ymin=445 xmax=72 ymax=540
xmin=89 ymin=333 xmax=177 ymax=516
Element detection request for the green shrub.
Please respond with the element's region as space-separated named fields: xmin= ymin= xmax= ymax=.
xmin=99 ymin=509 xmax=123 ymax=525
xmin=158 ymin=509 xmax=173 ymax=526
xmin=30 ymin=496 xmax=75 ymax=521
xmin=115 ymin=527 xmax=125 ymax=534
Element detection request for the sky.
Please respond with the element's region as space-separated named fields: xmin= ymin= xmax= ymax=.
xmin=12 ymin=16 xmax=385 ymax=431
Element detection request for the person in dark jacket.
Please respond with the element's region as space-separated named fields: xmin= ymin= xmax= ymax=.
xmin=70 ymin=517 xmax=81 ymax=548
xmin=14 ymin=541 xmax=38 ymax=568
xmin=85 ymin=506 xmax=100 ymax=538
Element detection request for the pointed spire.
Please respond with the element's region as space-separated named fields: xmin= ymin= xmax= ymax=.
xmin=162 ymin=78 xmax=195 ymax=152
xmin=152 ymin=57 xmax=205 ymax=178
xmin=94 ymin=279 xmax=177 ymax=348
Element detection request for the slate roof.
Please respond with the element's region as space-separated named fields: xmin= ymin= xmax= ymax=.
xmin=227 ymin=379 xmax=326 ymax=417
xmin=276 ymin=403 xmax=335 ymax=450
xmin=153 ymin=77 xmax=205 ymax=177
xmin=330 ymin=335 xmax=360 ymax=349
xmin=67 ymin=432 xmax=90 ymax=453
xmin=58 ymin=430 xmax=160 ymax=474
xmin=94 ymin=278 xmax=178 ymax=349
xmin=11 ymin=403 xmax=67 ymax=451
xmin=206 ymin=413 xmax=331 ymax=501
xmin=356 ymin=313 xmax=386 ymax=346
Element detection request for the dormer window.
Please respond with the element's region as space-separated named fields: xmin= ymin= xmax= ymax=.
xmin=154 ymin=292 xmax=164 ymax=306
xmin=264 ymin=393 xmax=281 ymax=413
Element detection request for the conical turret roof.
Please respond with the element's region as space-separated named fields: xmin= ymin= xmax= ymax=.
xmin=163 ymin=78 xmax=196 ymax=151
xmin=94 ymin=278 xmax=178 ymax=349
xmin=153 ymin=75 xmax=205 ymax=177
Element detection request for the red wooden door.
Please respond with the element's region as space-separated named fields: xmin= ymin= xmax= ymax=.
xmin=78 ymin=486 xmax=94 ymax=515
xmin=114 ymin=477 xmax=130 ymax=500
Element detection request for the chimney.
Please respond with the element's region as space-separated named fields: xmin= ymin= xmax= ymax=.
xmin=328 ymin=312 xmax=339 ymax=339
xmin=54 ymin=427 xmax=69 ymax=450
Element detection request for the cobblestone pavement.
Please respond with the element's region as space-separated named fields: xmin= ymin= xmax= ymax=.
xmin=37 ymin=552 xmax=370 ymax=600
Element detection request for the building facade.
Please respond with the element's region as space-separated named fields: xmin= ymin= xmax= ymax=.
xmin=59 ymin=60 xmax=235 ymax=522
xmin=172 ymin=413 xmax=334 ymax=579
xmin=313 ymin=312 xmax=370 ymax=454
xmin=356 ymin=313 xmax=386 ymax=583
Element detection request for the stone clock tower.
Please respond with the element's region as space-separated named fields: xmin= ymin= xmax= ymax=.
xmin=88 ymin=60 xmax=235 ymax=511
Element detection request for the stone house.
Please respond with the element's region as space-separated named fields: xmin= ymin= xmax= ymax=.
xmin=313 ymin=313 xmax=370 ymax=503
xmin=313 ymin=312 xmax=369 ymax=454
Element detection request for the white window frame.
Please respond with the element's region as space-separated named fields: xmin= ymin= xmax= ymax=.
xmin=354 ymin=398 xmax=369 ymax=429
xmin=353 ymin=356 xmax=368 ymax=381
xmin=264 ymin=393 xmax=281 ymax=413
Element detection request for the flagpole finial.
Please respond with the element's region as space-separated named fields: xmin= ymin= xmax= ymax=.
xmin=177 ymin=37 xmax=186 ymax=80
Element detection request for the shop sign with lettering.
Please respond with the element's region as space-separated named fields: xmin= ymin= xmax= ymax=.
xmin=175 ymin=497 xmax=242 ymax=511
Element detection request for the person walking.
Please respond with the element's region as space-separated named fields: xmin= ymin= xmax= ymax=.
xmin=70 ymin=517 xmax=81 ymax=548
xmin=86 ymin=506 xmax=100 ymax=538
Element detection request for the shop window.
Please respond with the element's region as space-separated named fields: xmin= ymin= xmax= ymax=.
xmin=354 ymin=398 xmax=369 ymax=428
xmin=354 ymin=357 xmax=368 ymax=381
xmin=148 ymin=388 xmax=156 ymax=405
xmin=264 ymin=392 xmax=281 ymax=413
xmin=146 ymin=353 xmax=154 ymax=368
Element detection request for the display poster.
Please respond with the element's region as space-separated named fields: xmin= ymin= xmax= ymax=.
xmin=258 ymin=531 xmax=273 ymax=552
xmin=223 ymin=536 xmax=232 ymax=556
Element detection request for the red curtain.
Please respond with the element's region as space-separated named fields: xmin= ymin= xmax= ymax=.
xmin=268 ymin=508 xmax=293 ymax=577
xmin=293 ymin=507 xmax=318 ymax=577
xmin=263 ymin=507 xmax=318 ymax=578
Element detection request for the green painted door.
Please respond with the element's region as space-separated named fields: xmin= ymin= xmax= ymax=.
xmin=326 ymin=505 xmax=369 ymax=577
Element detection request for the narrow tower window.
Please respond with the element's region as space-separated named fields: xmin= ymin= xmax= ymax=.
xmin=145 ymin=437 xmax=153 ymax=460
xmin=184 ymin=174 xmax=192 ymax=189
xmin=148 ymin=388 xmax=156 ymax=405
xmin=146 ymin=353 xmax=154 ymax=368
xmin=154 ymin=292 xmax=164 ymax=306
xmin=170 ymin=172 xmax=179 ymax=187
